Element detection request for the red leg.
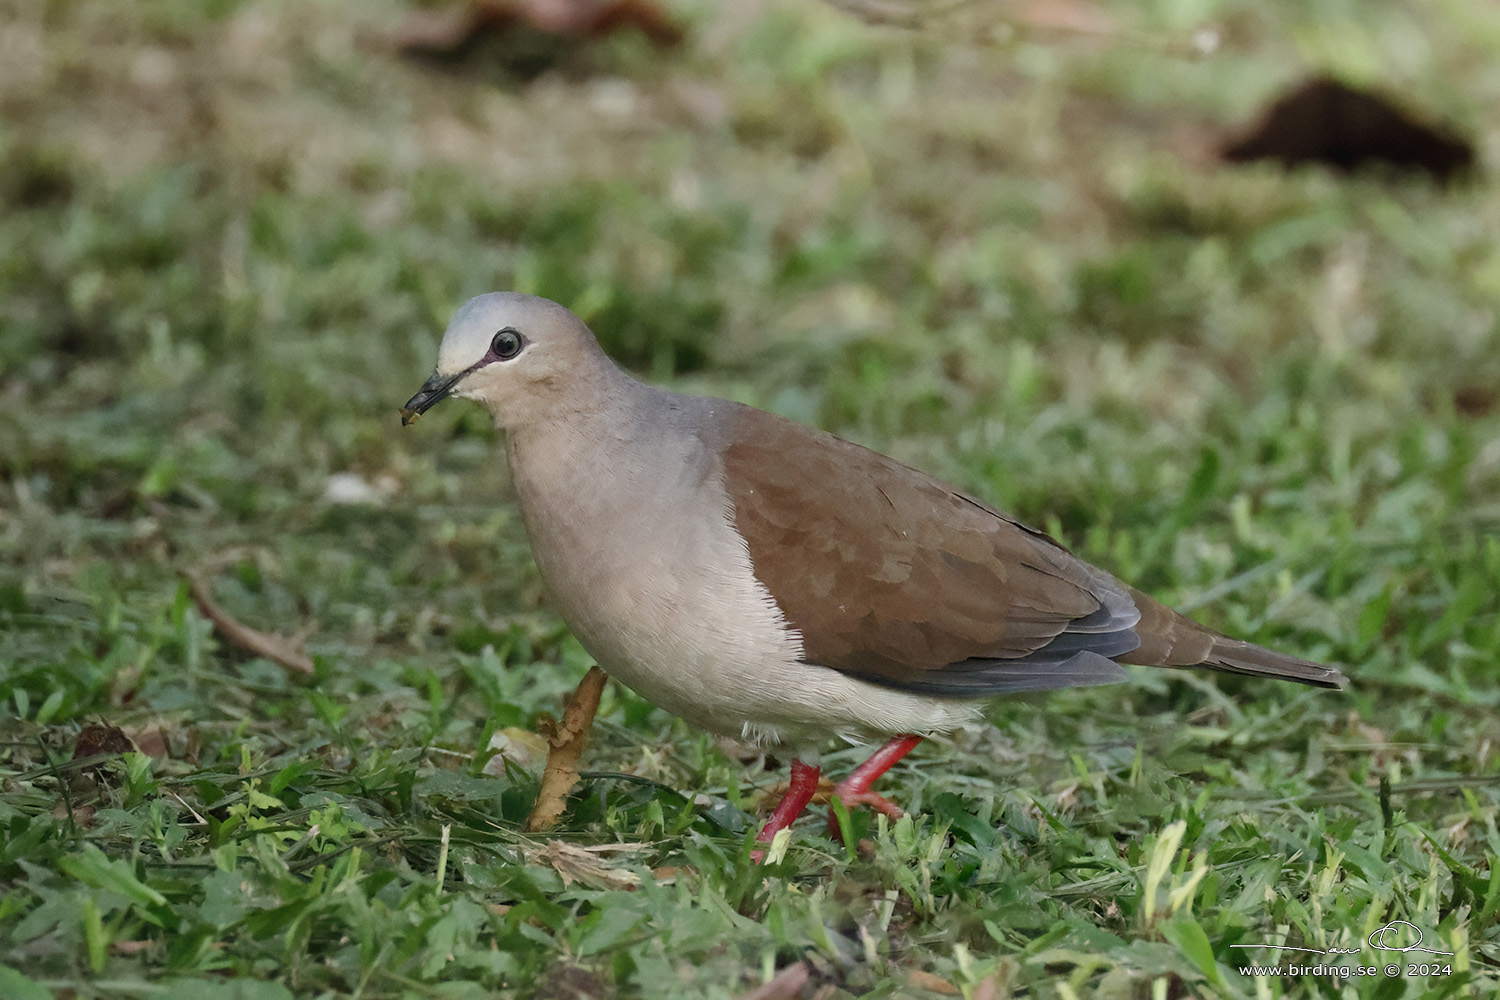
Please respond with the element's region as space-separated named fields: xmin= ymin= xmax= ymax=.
xmin=752 ymin=759 xmax=821 ymax=861
xmin=828 ymin=735 xmax=923 ymax=836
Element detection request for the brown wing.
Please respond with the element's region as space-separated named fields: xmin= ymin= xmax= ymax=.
xmin=713 ymin=404 xmax=1347 ymax=695
xmin=714 ymin=405 xmax=1139 ymax=695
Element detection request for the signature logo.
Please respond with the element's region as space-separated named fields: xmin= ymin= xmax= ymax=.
xmin=1230 ymin=920 xmax=1454 ymax=957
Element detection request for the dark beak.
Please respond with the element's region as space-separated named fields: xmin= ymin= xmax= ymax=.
xmin=401 ymin=370 xmax=466 ymax=426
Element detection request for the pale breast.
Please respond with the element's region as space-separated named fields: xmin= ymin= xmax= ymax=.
xmin=503 ymin=390 xmax=980 ymax=749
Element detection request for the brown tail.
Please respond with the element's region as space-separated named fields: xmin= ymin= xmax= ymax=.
xmin=1120 ymin=588 xmax=1348 ymax=690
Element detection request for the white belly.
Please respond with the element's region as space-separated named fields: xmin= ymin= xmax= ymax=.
xmin=507 ymin=420 xmax=978 ymax=750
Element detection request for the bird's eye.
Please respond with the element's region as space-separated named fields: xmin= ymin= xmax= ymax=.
xmin=490 ymin=328 xmax=525 ymax=361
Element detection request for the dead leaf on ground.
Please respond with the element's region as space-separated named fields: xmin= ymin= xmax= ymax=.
xmin=905 ymin=969 xmax=960 ymax=995
xmin=110 ymin=940 xmax=154 ymax=957
xmin=73 ymin=720 xmax=136 ymax=769
xmin=51 ymin=800 xmax=97 ymax=827
xmin=1223 ymin=76 xmax=1476 ymax=183
xmin=524 ymin=665 xmax=607 ymax=831
xmin=1013 ymin=0 xmax=1115 ymax=37
xmin=527 ymin=839 xmax=644 ymax=890
xmin=1454 ymin=385 xmax=1496 ymax=418
xmin=182 ymin=569 xmax=315 ymax=675
xmin=972 ymin=970 xmax=1008 ymax=1000
xmin=49 ymin=720 xmax=139 ymax=819
xmin=397 ymin=0 xmax=682 ymax=74
xmin=738 ymin=962 xmax=810 ymax=1000
xmin=121 ymin=725 xmax=169 ymax=759
xmin=483 ymin=725 xmax=551 ymax=776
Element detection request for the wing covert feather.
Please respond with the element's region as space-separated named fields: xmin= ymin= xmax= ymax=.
xmin=714 ymin=406 xmax=1140 ymax=694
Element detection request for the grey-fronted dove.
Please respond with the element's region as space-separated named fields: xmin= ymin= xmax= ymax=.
xmin=403 ymin=293 xmax=1346 ymax=849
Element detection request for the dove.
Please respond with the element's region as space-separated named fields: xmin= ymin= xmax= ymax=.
xmin=403 ymin=293 xmax=1346 ymax=850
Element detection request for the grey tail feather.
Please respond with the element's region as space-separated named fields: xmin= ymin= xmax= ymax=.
xmin=849 ymin=650 xmax=1128 ymax=697
xmin=1201 ymin=638 xmax=1348 ymax=690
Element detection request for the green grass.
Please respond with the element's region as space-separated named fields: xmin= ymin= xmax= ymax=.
xmin=2 ymin=0 xmax=1499 ymax=997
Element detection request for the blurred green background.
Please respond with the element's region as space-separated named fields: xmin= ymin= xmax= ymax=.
xmin=1 ymin=1 xmax=1498 ymax=997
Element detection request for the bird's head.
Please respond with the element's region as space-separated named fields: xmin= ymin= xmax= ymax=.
xmin=401 ymin=292 xmax=607 ymax=429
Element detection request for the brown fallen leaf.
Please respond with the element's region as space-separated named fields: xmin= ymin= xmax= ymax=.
xmin=482 ymin=725 xmax=551 ymax=776
xmin=397 ymin=0 xmax=682 ymax=60
xmin=51 ymin=801 xmax=97 ymax=827
xmin=54 ymin=720 xmax=137 ymax=819
xmin=528 ymin=840 xmax=643 ymax=890
xmin=122 ymin=725 xmax=169 ymax=759
xmin=905 ymin=969 xmax=961 ymax=996
xmin=1455 ymin=385 xmax=1496 ymax=418
xmin=73 ymin=720 xmax=136 ymax=770
xmin=524 ymin=665 xmax=607 ymax=831
xmin=738 ymin=962 xmax=810 ymax=1000
xmin=182 ymin=570 xmax=315 ymax=675
xmin=972 ymin=970 xmax=1006 ymax=1000
xmin=1014 ymin=0 xmax=1115 ymax=38
xmin=110 ymin=940 xmax=154 ymax=957
xmin=1223 ymin=76 xmax=1476 ymax=183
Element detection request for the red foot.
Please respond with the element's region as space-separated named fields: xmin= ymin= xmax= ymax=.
xmin=827 ymin=735 xmax=923 ymax=838
xmin=751 ymin=758 xmax=821 ymax=862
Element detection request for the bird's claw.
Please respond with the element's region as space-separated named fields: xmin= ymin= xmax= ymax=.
xmin=826 ymin=790 xmax=905 ymax=836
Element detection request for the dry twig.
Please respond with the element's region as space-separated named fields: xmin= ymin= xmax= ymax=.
xmin=182 ymin=570 xmax=316 ymax=675
xmin=524 ymin=665 xmax=607 ymax=831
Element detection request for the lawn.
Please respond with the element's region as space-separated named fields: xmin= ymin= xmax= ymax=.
xmin=1 ymin=1 xmax=1498 ymax=997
